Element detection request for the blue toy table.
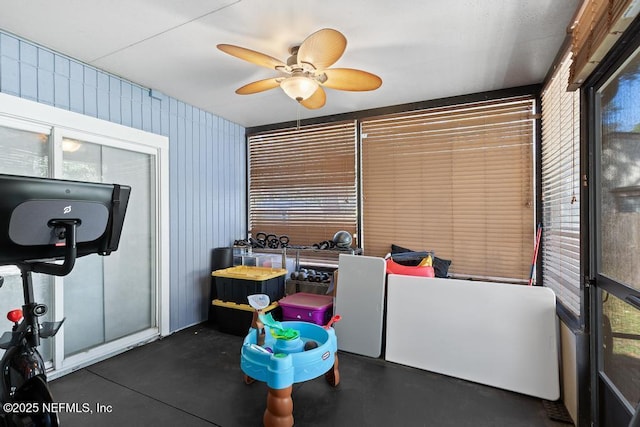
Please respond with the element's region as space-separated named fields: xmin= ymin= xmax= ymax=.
xmin=241 ymin=320 xmax=340 ymax=427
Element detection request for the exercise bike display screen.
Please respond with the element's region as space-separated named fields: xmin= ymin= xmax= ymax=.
xmin=0 ymin=173 xmax=131 ymax=265
xmin=9 ymin=200 xmax=110 ymax=245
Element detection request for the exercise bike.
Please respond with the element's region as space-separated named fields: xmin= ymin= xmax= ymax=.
xmin=0 ymin=220 xmax=78 ymax=427
xmin=0 ymin=173 xmax=131 ymax=427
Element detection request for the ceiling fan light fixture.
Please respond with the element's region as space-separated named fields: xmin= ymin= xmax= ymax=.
xmin=280 ymin=76 xmax=318 ymax=102
xmin=218 ymin=28 xmax=380 ymax=109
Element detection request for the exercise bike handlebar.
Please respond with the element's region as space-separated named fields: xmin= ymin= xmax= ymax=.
xmin=19 ymin=219 xmax=79 ymax=277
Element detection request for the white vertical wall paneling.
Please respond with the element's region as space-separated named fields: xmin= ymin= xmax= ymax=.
xmin=0 ymin=31 xmax=247 ymax=332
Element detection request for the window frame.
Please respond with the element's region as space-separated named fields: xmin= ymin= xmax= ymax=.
xmin=247 ymin=90 xmax=539 ymax=282
xmin=360 ymin=96 xmax=537 ymax=282
xmin=247 ymin=120 xmax=358 ymax=250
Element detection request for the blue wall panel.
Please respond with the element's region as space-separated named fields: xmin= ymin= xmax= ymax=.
xmin=0 ymin=31 xmax=247 ymax=332
xmin=54 ymin=55 xmax=70 ymax=109
xmin=37 ymin=50 xmax=54 ymax=106
xmin=0 ymin=34 xmax=18 ymax=96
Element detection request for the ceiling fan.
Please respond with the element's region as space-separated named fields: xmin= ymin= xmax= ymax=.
xmin=217 ymin=28 xmax=382 ymax=109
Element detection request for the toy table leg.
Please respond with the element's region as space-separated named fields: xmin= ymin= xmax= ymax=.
xmin=325 ymin=353 xmax=340 ymax=387
xmin=263 ymin=385 xmax=293 ymax=427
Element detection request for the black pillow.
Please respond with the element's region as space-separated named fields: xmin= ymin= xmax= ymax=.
xmin=390 ymin=244 xmax=452 ymax=278
xmin=391 ymin=244 xmax=412 ymax=254
xmin=433 ymin=257 xmax=451 ymax=278
xmin=389 ymin=250 xmax=431 ymax=266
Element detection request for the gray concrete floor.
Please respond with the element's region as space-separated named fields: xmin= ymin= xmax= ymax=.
xmin=49 ymin=324 xmax=570 ymax=426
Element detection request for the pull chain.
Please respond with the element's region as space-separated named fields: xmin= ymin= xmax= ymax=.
xmin=571 ymin=92 xmax=577 ymax=205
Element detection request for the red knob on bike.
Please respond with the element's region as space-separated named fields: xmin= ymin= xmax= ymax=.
xmin=7 ymin=309 xmax=23 ymax=323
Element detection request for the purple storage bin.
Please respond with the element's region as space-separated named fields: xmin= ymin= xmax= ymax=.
xmin=279 ymin=292 xmax=333 ymax=325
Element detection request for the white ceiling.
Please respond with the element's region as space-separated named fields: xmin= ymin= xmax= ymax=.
xmin=0 ymin=0 xmax=579 ymax=128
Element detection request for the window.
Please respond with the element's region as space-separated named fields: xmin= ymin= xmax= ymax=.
xmin=248 ymin=96 xmax=537 ymax=281
xmin=540 ymin=49 xmax=581 ymax=316
xmin=248 ymin=121 xmax=357 ymax=247
xmin=361 ymin=97 xmax=536 ymax=281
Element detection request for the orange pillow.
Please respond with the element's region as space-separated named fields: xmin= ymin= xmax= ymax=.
xmin=386 ymin=257 xmax=435 ymax=277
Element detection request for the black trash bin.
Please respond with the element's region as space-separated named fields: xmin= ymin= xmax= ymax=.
xmin=209 ymin=247 xmax=233 ymax=323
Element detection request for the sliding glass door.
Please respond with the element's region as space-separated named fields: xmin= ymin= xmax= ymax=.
xmin=61 ymin=137 xmax=156 ymax=356
xmin=0 ymin=93 xmax=168 ymax=375
xmin=0 ymin=121 xmax=55 ymax=362
xmin=592 ymin=41 xmax=640 ymax=426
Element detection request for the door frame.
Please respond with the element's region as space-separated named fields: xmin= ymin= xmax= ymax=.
xmin=584 ymin=15 xmax=640 ymax=425
xmin=0 ymin=92 xmax=170 ymax=377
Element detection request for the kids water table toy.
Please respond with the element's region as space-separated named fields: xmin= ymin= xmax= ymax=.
xmin=241 ymin=309 xmax=340 ymax=427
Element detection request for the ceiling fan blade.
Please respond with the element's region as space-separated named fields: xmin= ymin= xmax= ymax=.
xmin=217 ymin=44 xmax=285 ymax=70
xmin=300 ymin=86 xmax=326 ymax=109
xmin=321 ymin=68 xmax=382 ymax=91
xmin=236 ymin=78 xmax=281 ymax=95
xmin=297 ymin=28 xmax=347 ymax=70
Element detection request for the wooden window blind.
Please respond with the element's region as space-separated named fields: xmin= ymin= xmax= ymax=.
xmin=541 ymin=50 xmax=581 ymax=316
xmin=361 ymin=96 xmax=535 ymax=282
xmin=248 ymin=121 xmax=357 ymax=247
xmin=569 ymin=0 xmax=638 ymax=90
